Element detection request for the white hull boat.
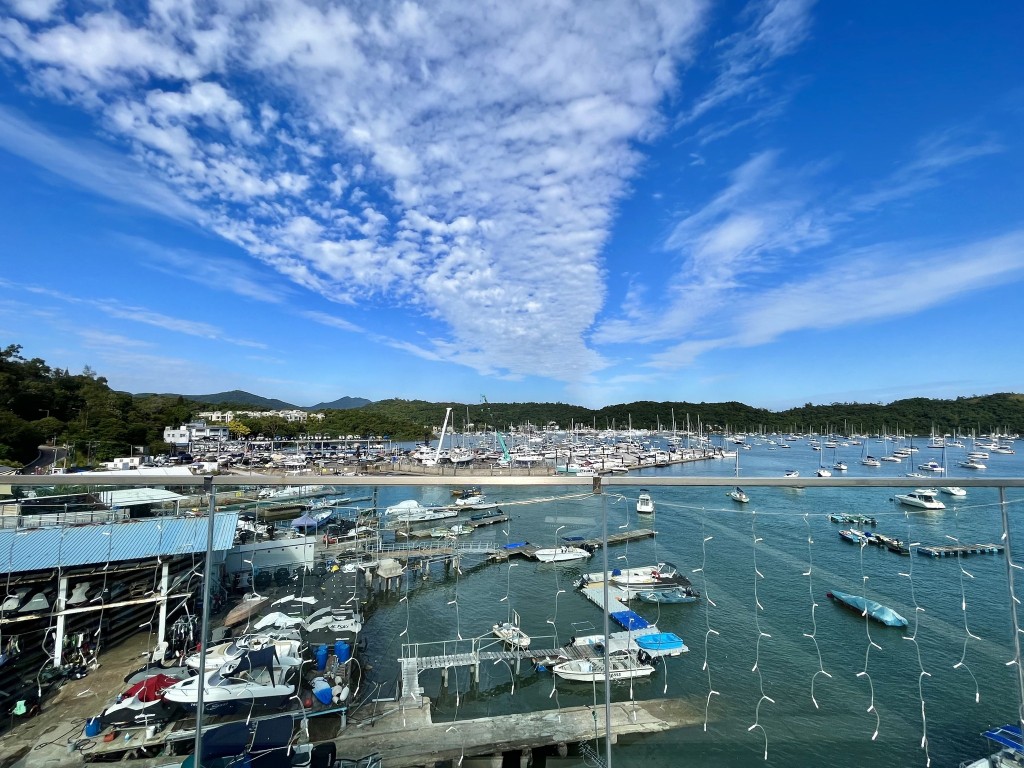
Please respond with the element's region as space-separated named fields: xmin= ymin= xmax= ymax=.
xmin=552 ymin=652 xmax=655 ymax=682
xmin=492 ymin=621 xmax=530 ymax=648
xmin=894 ymin=489 xmax=946 ymax=510
xmin=535 ymin=546 xmax=591 ymax=563
xmin=635 ymin=491 xmax=654 ymax=515
xmin=185 ymin=635 xmax=302 ymax=671
xmin=163 ymin=648 xmax=296 ymax=715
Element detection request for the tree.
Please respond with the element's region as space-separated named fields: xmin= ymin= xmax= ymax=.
xmin=227 ymin=420 xmax=251 ymax=439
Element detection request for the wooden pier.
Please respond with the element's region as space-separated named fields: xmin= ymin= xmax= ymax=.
xmin=918 ymin=543 xmax=1005 ymax=557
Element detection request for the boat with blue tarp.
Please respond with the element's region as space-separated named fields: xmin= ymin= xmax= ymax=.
xmin=609 ymin=610 xmax=650 ymax=631
xmin=826 ymin=589 xmax=908 ymax=627
xmin=634 ymin=632 xmax=688 ymax=656
xmin=961 ymin=724 xmax=1024 ymax=768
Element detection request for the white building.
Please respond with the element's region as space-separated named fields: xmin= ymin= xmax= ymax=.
xmin=163 ymin=420 xmax=230 ymax=446
xmin=196 ymin=409 xmax=325 ymax=423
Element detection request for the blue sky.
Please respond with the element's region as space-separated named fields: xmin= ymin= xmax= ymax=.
xmin=1 ymin=1 xmax=1022 ymax=410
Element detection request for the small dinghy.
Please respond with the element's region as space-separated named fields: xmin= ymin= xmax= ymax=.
xmin=633 ymin=586 xmax=701 ymax=604
xmin=492 ymin=621 xmax=531 ymax=649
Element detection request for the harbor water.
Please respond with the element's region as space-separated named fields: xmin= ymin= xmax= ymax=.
xmin=347 ymin=440 xmax=1024 ymax=767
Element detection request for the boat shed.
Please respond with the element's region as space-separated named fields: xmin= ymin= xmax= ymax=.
xmin=97 ymin=487 xmax=187 ymax=515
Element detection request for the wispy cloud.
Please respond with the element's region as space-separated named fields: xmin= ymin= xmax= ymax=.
xmin=0 ymin=1 xmax=709 ymax=384
xmin=850 ymin=128 xmax=1003 ymax=211
xmin=683 ymin=0 xmax=816 ymax=124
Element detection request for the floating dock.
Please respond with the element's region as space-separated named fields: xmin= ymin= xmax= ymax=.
xmin=918 ymin=543 xmax=1005 ymax=557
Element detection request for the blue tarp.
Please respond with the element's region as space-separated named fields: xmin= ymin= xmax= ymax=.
xmin=984 ymin=725 xmax=1024 ymax=753
xmin=609 ymin=610 xmax=650 ymax=631
xmin=503 ymin=542 xmax=528 ymax=549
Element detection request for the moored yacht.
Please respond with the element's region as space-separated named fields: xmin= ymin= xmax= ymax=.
xmin=636 ymin=491 xmax=654 ymax=515
xmin=552 ymin=651 xmax=655 ymax=682
xmin=894 ymin=489 xmax=946 ymax=510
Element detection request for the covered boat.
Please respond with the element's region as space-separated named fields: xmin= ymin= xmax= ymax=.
xmin=163 ymin=647 xmax=297 ymax=715
xmin=633 ymin=586 xmax=701 ymax=604
xmin=827 ymin=590 xmax=908 ymax=627
xmin=634 ymin=632 xmax=688 ymax=656
xmin=184 ymin=634 xmax=303 ymax=670
xmin=962 ymin=724 xmax=1024 ymax=768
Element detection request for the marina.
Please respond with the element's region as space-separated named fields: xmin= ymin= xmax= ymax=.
xmin=2 ymin=435 xmax=1023 ymax=768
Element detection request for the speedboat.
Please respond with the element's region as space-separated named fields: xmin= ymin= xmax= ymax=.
xmin=223 ymin=593 xmax=271 ymax=628
xmin=940 ymin=486 xmax=967 ymax=497
xmin=492 ymin=621 xmax=530 ymax=648
xmin=783 ymin=470 xmax=800 ymax=478
xmin=960 ymin=458 xmax=987 ymax=469
xmin=635 ymin=491 xmax=654 ymax=515
xmin=99 ymin=673 xmax=184 ymax=727
xmin=606 ymin=562 xmax=688 ymax=590
xmin=535 ymin=546 xmax=591 ymax=563
xmin=184 ymin=634 xmax=303 ymax=670
xmin=917 ymin=461 xmax=945 ymax=473
xmin=894 ymin=489 xmax=946 ymax=510
xmin=833 ymin=461 xmax=848 ymax=471
xmin=826 ymin=590 xmax=907 ymax=627
xmin=552 ymin=652 xmax=655 ymax=682
xmin=163 ymin=648 xmax=297 ymax=715
xmin=729 ymin=487 xmax=749 ymax=503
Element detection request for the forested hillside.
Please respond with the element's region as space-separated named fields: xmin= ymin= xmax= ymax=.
xmin=1 ymin=344 xmax=1021 ymax=467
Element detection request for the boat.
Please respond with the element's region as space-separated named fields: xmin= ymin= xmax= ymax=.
xmin=783 ymin=470 xmax=799 ymax=478
xmin=634 ymin=632 xmax=688 ymax=656
xmin=184 ymin=634 xmax=302 ymax=671
xmin=470 ymin=508 xmax=504 ymax=522
xmin=492 ymin=621 xmax=530 ymax=649
xmin=633 ymin=586 xmax=701 ymax=604
xmin=833 ymin=461 xmax=848 ymax=471
xmin=99 ymin=672 xmax=184 ymax=728
xmin=827 ymin=513 xmax=877 ymax=526
xmin=223 ymin=593 xmax=271 ymax=628
xmin=816 ymin=467 xmax=832 ymax=477
xmin=552 ymin=652 xmax=656 ymax=682
xmin=534 ymin=545 xmax=591 ymax=563
xmin=636 ymin=491 xmax=654 ymax=515
xmin=163 ymin=647 xmax=297 ymax=715
xmin=728 ymin=486 xmax=749 ymax=503
xmin=894 ymin=489 xmax=946 ymax=510
xmin=861 ymin=456 xmax=881 ymax=467
xmin=960 ymin=458 xmax=987 ymax=469
xmin=961 ymin=724 xmax=1024 ymax=768
xmin=454 ymin=494 xmax=486 ymax=507
xmin=826 ymin=589 xmax=908 ymax=627
xmin=838 ymin=528 xmax=869 ymax=544
xmin=604 ymin=562 xmax=689 ymax=590
xmin=917 ymin=460 xmax=945 ymax=473
xmin=940 ymin=486 xmax=967 ymax=497
xmin=872 ymin=533 xmax=910 ymax=555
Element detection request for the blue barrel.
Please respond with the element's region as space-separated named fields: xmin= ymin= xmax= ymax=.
xmin=334 ymin=640 xmax=351 ymax=663
xmin=84 ymin=717 xmax=102 ymax=737
xmin=315 ymin=644 xmax=328 ymax=670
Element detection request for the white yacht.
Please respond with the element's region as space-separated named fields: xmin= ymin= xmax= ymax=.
xmin=636 ymin=491 xmax=655 ymax=515
xmin=894 ymin=489 xmax=946 ymax=510
xmin=960 ymin=458 xmax=987 ymax=469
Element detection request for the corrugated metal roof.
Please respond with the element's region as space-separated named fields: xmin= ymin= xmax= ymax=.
xmin=98 ymin=488 xmax=186 ymax=508
xmin=0 ymin=513 xmax=238 ymax=573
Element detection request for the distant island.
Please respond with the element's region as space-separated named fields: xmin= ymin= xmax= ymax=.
xmin=1 ymin=344 xmax=1021 ymax=467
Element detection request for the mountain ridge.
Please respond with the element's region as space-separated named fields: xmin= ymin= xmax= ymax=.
xmin=134 ymin=390 xmax=372 ymax=411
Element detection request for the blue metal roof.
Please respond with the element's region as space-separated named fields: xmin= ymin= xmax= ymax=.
xmin=0 ymin=513 xmax=238 ymax=573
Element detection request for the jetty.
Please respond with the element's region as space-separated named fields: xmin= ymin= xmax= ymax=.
xmin=918 ymin=543 xmax=1005 ymax=557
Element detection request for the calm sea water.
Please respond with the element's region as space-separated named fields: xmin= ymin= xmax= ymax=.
xmin=346 ymin=441 xmax=1024 ymax=767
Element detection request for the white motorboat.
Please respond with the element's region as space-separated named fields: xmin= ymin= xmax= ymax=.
xmin=729 ymin=486 xmax=749 ymax=503
xmin=635 ymin=491 xmax=654 ymax=515
xmin=917 ymin=460 xmax=945 ymax=473
xmin=960 ymin=458 xmax=987 ymax=469
xmin=833 ymin=461 xmax=848 ymax=471
xmin=492 ymin=621 xmax=531 ymax=648
xmin=454 ymin=494 xmax=486 ymax=507
xmin=535 ymin=546 xmax=591 ymax=563
xmin=783 ymin=470 xmax=800 ymax=478
xmin=894 ymin=489 xmax=946 ymax=510
xmin=816 ymin=467 xmax=832 ymax=477
xmin=184 ymin=634 xmax=303 ymax=670
xmin=604 ymin=562 xmax=689 ymax=590
xmin=552 ymin=652 xmax=655 ymax=682
xmin=163 ymin=648 xmax=297 ymax=715
xmin=940 ymin=486 xmax=967 ymax=497
xmin=861 ymin=456 xmax=882 ymax=467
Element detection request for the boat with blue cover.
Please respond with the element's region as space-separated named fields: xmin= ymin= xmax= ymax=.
xmin=634 ymin=632 xmax=688 ymax=656
xmin=633 ymin=586 xmax=701 ymax=604
xmin=826 ymin=590 xmax=908 ymax=627
xmin=962 ymin=724 xmax=1024 ymax=767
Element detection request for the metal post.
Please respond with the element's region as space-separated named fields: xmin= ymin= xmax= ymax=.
xmin=600 ymin=492 xmax=612 ymax=768
xmin=194 ymin=476 xmax=216 ymax=763
xmin=156 ymin=561 xmax=170 ymax=660
xmin=54 ymin=574 xmax=69 ymax=667
xmin=999 ymin=485 xmax=1024 ymax=727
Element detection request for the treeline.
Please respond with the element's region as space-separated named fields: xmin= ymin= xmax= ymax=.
xmin=1 ymin=344 xmax=1021 ymax=468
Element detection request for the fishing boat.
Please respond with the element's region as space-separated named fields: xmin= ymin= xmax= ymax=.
xmin=99 ymin=673 xmax=184 ymax=727
xmin=492 ymin=621 xmax=531 ymax=648
xmin=728 ymin=486 xmax=749 ymax=503
xmin=826 ymin=589 xmax=908 ymax=627
xmin=632 ymin=586 xmax=701 ymax=604
xmin=552 ymin=652 xmax=655 ymax=682
xmin=163 ymin=648 xmax=298 ymax=714
xmin=894 ymin=489 xmax=946 ymax=510
xmin=535 ymin=545 xmax=591 ymax=563
xmin=961 ymin=724 xmax=1024 ymax=768
xmin=838 ymin=528 xmax=868 ymax=544
xmin=636 ymin=491 xmax=654 ymax=515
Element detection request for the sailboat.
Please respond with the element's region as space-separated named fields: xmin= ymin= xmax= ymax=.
xmin=816 ymin=443 xmax=832 ymax=477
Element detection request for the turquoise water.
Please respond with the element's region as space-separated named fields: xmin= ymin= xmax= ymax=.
xmin=352 ymin=442 xmax=1024 ymax=767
